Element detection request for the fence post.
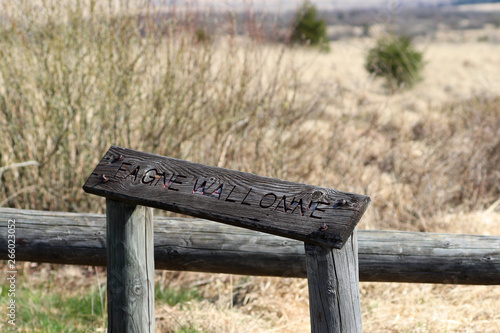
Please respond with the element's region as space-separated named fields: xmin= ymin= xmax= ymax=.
xmin=106 ymin=199 xmax=155 ymax=332
xmin=305 ymin=230 xmax=362 ymax=333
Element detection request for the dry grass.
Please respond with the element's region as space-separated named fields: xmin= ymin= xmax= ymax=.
xmin=0 ymin=0 xmax=316 ymax=213
xmin=1 ymin=1 xmax=500 ymax=331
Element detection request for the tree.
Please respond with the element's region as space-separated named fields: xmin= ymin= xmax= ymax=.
xmin=291 ymin=1 xmax=329 ymax=51
xmin=365 ymin=35 xmax=425 ymax=92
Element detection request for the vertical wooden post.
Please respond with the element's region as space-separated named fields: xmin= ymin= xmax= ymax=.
xmin=106 ymin=199 xmax=155 ymax=333
xmin=305 ymin=230 xmax=362 ymax=333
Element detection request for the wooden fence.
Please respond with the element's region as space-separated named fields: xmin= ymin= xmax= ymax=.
xmin=1 ymin=207 xmax=499 ymax=285
xmin=2 ymin=145 xmax=499 ymax=332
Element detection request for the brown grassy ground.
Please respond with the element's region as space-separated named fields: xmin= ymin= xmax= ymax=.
xmin=152 ymin=36 xmax=500 ymax=332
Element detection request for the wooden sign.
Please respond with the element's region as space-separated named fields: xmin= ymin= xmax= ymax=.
xmin=83 ymin=146 xmax=370 ymax=248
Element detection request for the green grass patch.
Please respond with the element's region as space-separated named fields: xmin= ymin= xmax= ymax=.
xmin=176 ymin=325 xmax=204 ymax=333
xmin=0 ymin=275 xmax=106 ymax=332
xmin=0 ymin=269 xmax=207 ymax=332
xmin=155 ymin=284 xmax=202 ymax=308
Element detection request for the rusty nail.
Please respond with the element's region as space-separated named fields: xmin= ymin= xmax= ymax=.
xmin=320 ymin=223 xmax=328 ymax=231
xmin=115 ymin=154 xmax=124 ymax=161
xmin=100 ymin=174 xmax=109 ymax=182
xmin=339 ymin=199 xmax=347 ymax=206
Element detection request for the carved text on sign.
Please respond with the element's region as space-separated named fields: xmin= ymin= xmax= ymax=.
xmin=112 ymin=163 xmax=333 ymax=220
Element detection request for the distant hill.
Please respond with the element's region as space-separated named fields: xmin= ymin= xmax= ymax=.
xmin=451 ymin=0 xmax=500 ymax=5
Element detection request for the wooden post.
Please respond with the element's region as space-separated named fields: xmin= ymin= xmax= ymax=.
xmin=106 ymin=199 xmax=155 ymax=333
xmin=305 ymin=231 xmax=362 ymax=333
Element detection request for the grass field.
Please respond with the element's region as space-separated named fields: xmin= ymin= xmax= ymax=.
xmin=1 ymin=1 xmax=499 ymax=331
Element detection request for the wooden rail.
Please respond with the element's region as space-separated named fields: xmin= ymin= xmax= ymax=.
xmin=1 ymin=208 xmax=499 ymax=285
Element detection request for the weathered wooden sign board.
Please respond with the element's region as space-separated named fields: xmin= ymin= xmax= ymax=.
xmin=83 ymin=146 xmax=370 ymax=248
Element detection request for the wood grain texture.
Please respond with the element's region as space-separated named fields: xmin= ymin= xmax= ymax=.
xmin=305 ymin=232 xmax=363 ymax=333
xmin=106 ymin=200 xmax=155 ymax=333
xmin=1 ymin=208 xmax=500 ymax=284
xmin=83 ymin=146 xmax=371 ymax=248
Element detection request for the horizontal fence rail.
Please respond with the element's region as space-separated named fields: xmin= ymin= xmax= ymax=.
xmin=1 ymin=208 xmax=499 ymax=285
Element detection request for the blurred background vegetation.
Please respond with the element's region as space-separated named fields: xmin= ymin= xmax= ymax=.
xmin=0 ymin=0 xmax=498 ymax=229
xmin=0 ymin=0 xmax=322 ymax=214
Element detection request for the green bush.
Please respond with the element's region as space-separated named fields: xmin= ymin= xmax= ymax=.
xmin=291 ymin=1 xmax=329 ymax=51
xmin=195 ymin=28 xmax=211 ymax=43
xmin=365 ymin=35 xmax=424 ymax=91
